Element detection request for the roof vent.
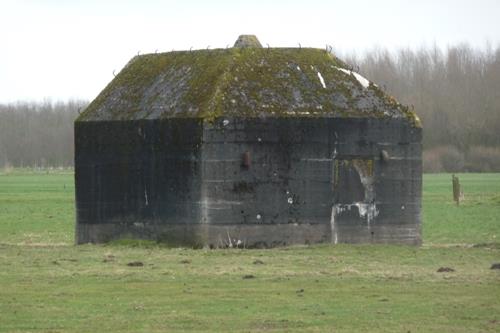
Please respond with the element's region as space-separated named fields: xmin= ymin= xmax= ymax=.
xmin=233 ymin=35 xmax=262 ymax=48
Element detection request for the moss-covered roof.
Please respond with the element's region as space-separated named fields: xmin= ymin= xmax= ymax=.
xmin=78 ymin=47 xmax=420 ymax=126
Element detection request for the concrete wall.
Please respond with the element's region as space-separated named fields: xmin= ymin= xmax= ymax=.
xmin=200 ymin=117 xmax=421 ymax=246
xmin=75 ymin=119 xmax=204 ymax=245
xmin=75 ymin=117 xmax=422 ymax=246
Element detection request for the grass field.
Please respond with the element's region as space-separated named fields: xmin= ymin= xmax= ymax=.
xmin=0 ymin=171 xmax=499 ymax=332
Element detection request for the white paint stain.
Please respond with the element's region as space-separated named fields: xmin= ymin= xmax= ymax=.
xmin=352 ymin=72 xmax=370 ymax=89
xmin=333 ymin=66 xmax=370 ymax=88
xmin=353 ymin=202 xmax=379 ymax=224
xmin=330 ymin=206 xmax=338 ymax=244
xmin=222 ymin=119 xmax=229 ymax=126
xmin=332 ymin=202 xmax=379 ymax=226
xmin=200 ymin=159 xmax=209 ymax=224
xmin=144 ymin=188 xmax=149 ymax=206
xmin=288 ymin=197 xmax=293 ymax=204
xmin=330 ymin=157 xmax=379 ymax=243
xmin=317 ymin=71 xmax=327 ymax=89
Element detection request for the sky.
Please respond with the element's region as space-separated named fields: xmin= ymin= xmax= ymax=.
xmin=1 ymin=0 xmax=500 ymax=103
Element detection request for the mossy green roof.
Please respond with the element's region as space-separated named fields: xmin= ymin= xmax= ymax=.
xmin=78 ymin=47 xmax=420 ymax=126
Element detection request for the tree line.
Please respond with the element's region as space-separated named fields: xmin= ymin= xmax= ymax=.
xmin=1 ymin=44 xmax=499 ymax=171
xmin=0 ymin=100 xmax=86 ymax=168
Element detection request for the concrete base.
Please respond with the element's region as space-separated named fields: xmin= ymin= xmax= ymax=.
xmin=75 ymin=222 xmax=420 ymax=247
xmin=334 ymin=224 xmax=421 ymax=246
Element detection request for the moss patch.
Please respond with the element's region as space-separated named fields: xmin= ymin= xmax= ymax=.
xmin=78 ymin=47 xmax=420 ymax=127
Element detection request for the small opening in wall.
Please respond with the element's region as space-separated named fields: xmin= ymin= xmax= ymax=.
xmin=242 ymin=151 xmax=251 ymax=168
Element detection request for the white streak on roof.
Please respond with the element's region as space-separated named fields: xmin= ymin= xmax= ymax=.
xmin=334 ymin=67 xmax=370 ymax=89
xmin=337 ymin=67 xmax=351 ymax=75
xmin=317 ymin=71 xmax=326 ymax=89
xmin=296 ymin=65 xmax=301 ymax=71
xmin=352 ymin=72 xmax=370 ymax=88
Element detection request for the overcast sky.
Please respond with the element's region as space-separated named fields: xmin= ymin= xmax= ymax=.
xmin=1 ymin=0 xmax=499 ymax=103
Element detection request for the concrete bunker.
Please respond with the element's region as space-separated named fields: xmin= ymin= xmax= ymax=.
xmin=75 ymin=35 xmax=422 ymax=247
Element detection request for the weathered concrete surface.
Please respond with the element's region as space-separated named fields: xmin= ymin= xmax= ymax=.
xmin=77 ymin=47 xmax=419 ymax=124
xmin=75 ymin=119 xmax=203 ymax=233
xmin=75 ymin=117 xmax=422 ymax=246
xmin=233 ymin=35 xmax=263 ymax=48
xmin=75 ymin=223 xmax=331 ymax=248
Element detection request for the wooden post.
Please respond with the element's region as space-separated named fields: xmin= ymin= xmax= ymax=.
xmin=452 ymin=174 xmax=460 ymax=206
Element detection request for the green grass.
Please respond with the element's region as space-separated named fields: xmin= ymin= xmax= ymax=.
xmin=0 ymin=169 xmax=74 ymax=245
xmin=0 ymin=171 xmax=499 ymax=332
xmin=423 ymin=173 xmax=500 ymax=245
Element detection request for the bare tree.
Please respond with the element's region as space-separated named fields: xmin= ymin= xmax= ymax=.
xmin=0 ymin=100 xmax=86 ymax=167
